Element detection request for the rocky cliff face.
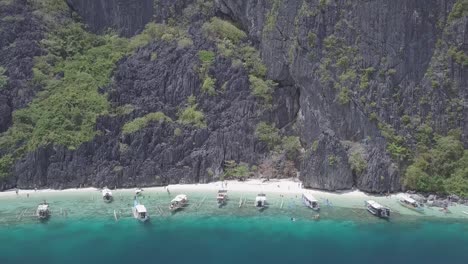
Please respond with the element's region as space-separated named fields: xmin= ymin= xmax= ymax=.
xmin=217 ymin=0 xmax=467 ymax=192
xmin=0 ymin=0 xmax=466 ymax=193
xmin=0 ymin=0 xmax=44 ymax=133
xmin=65 ymin=0 xmax=154 ymax=37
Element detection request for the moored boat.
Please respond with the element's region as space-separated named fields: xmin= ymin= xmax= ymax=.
xmin=365 ymin=200 xmax=390 ymax=219
xmin=170 ymin=194 xmax=188 ymax=211
xmin=255 ymin=193 xmax=267 ymax=209
xmin=217 ymin=190 xmax=228 ymax=207
xmin=135 ymin=188 xmax=143 ymax=196
xmin=399 ymin=197 xmax=424 ymax=213
xmin=302 ymin=193 xmax=320 ymax=211
xmin=132 ymin=198 xmax=149 ymax=222
xmin=36 ymin=201 xmax=50 ymax=220
xmin=102 ymin=188 xmax=113 ymax=203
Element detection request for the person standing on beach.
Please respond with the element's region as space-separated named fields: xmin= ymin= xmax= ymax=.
xmin=15 ymin=188 xmax=18 ymax=195
xmin=167 ymin=188 xmax=170 ymax=195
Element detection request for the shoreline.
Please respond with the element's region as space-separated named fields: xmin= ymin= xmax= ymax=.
xmin=0 ymin=178 xmax=467 ymax=220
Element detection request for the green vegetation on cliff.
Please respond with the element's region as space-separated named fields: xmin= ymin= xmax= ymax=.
xmin=0 ymin=67 xmax=7 ymax=89
xmin=177 ymin=96 xmax=207 ymax=128
xmin=122 ymin=112 xmax=172 ymax=135
xmin=0 ymin=7 xmax=159 ymax=178
xmin=404 ymin=131 xmax=468 ymax=197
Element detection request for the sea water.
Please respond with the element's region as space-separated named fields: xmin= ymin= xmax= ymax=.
xmin=0 ymin=189 xmax=467 ymax=264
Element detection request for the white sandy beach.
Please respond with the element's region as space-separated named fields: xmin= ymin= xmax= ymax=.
xmin=1 ymin=178 xmax=468 ymax=219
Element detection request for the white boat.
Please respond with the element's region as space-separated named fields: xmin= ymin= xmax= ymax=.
xmin=102 ymin=188 xmax=113 ymax=203
xmin=399 ymin=197 xmax=424 ymax=213
xmin=217 ymin=190 xmax=228 ymax=207
xmin=255 ymin=193 xmax=267 ymax=208
xmin=132 ymin=199 xmax=149 ymax=222
xmin=170 ymin=194 xmax=188 ymax=211
xmin=302 ymin=193 xmax=320 ymax=211
xmin=36 ymin=201 xmax=50 ymax=220
xmin=135 ymin=188 xmax=143 ymax=196
xmin=365 ymin=200 xmax=390 ymax=219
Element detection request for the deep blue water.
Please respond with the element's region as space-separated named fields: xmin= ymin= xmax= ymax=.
xmin=0 ymin=214 xmax=467 ymax=264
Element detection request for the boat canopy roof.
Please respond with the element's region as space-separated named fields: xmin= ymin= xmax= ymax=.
xmin=404 ymin=197 xmax=418 ymax=204
xmin=303 ymin=193 xmax=318 ymax=202
xmin=367 ymin=200 xmax=386 ymax=209
xmin=218 ymin=190 xmax=227 ymax=193
xmin=172 ymin=194 xmax=187 ymax=202
xmin=257 ymin=193 xmax=266 ymax=197
xmin=102 ymin=189 xmax=112 ymax=195
xmin=135 ymin=205 xmax=147 ymax=213
xmin=38 ymin=204 xmax=49 ymax=210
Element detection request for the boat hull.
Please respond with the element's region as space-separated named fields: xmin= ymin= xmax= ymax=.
xmin=366 ymin=207 xmax=389 ymax=219
xmin=399 ymin=201 xmax=424 ymax=213
xmin=302 ymin=195 xmax=320 ymax=211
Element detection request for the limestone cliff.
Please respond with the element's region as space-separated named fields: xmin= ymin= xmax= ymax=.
xmin=0 ymin=0 xmax=466 ymax=194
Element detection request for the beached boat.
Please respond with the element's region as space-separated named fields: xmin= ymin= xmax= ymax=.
xmin=217 ymin=190 xmax=228 ymax=206
xmin=36 ymin=201 xmax=50 ymax=220
xmin=399 ymin=197 xmax=424 ymax=213
xmin=255 ymin=193 xmax=267 ymax=208
xmin=365 ymin=200 xmax=390 ymax=219
xmin=170 ymin=194 xmax=188 ymax=211
xmin=135 ymin=188 xmax=143 ymax=196
xmin=102 ymin=188 xmax=113 ymax=203
xmin=302 ymin=193 xmax=320 ymax=211
xmin=132 ymin=198 xmax=149 ymax=222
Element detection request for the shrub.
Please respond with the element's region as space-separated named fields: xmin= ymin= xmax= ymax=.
xmin=312 ymin=140 xmax=319 ymax=152
xmin=448 ymin=0 xmax=468 ymax=22
xmin=241 ymin=46 xmax=267 ymax=77
xmin=174 ymin=127 xmax=182 ymax=137
xmin=150 ymin=52 xmax=158 ymax=61
xmin=198 ymin=50 xmax=215 ymax=76
xmin=401 ymin=115 xmax=411 ymax=125
xmin=308 ymin=32 xmax=317 ymax=48
xmin=0 ymin=154 xmax=13 ymax=179
xmin=202 ymin=17 xmax=247 ymax=44
xmin=337 ymin=88 xmax=350 ymax=105
xmin=177 ymin=37 xmax=193 ymax=48
xmin=249 ymin=75 xmax=277 ymax=103
xmin=349 ymin=152 xmax=367 ymax=175
xmin=41 ymin=22 xmax=102 ymax=59
xmin=328 ymin=155 xmax=338 ymax=166
xmin=0 ymin=66 xmax=8 ymax=89
xmin=122 ymin=112 xmax=172 ymax=135
xmin=202 ymin=76 xmax=216 ymax=96
xmin=224 ymin=160 xmax=249 ymax=181
xmin=178 ymin=102 xmax=206 ymax=128
xmin=198 ymin=50 xmax=215 ymax=64
xmin=282 ymin=136 xmax=301 ymax=159
xmin=217 ymin=39 xmax=235 ymax=58
xmin=448 ymin=47 xmax=468 ymax=67
xmin=255 ymin=122 xmax=281 ymax=149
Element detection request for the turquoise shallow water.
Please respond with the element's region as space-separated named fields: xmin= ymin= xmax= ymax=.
xmin=1 ymin=191 xmax=468 ymax=264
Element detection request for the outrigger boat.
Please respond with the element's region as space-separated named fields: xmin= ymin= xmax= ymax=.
xmin=399 ymin=197 xmax=424 ymax=213
xmin=36 ymin=201 xmax=50 ymax=220
xmin=302 ymin=193 xmax=320 ymax=211
xmin=102 ymin=187 xmax=113 ymax=203
xmin=135 ymin=188 xmax=143 ymax=196
xmin=217 ymin=190 xmax=228 ymax=207
xmin=255 ymin=193 xmax=267 ymax=209
xmin=170 ymin=194 xmax=188 ymax=211
xmin=132 ymin=197 xmax=149 ymax=222
xmin=365 ymin=200 xmax=390 ymax=219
